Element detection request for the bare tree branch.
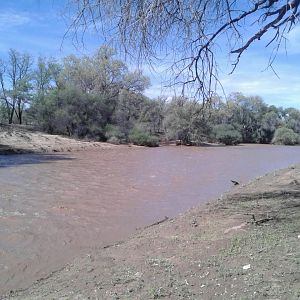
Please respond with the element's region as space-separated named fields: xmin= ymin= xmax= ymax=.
xmin=65 ymin=0 xmax=300 ymax=103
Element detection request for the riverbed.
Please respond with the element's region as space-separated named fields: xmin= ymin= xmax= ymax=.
xmin=1 ymin=144 xmax=300 ymax=294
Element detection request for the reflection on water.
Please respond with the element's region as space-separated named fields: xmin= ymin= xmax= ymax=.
xmin=1 ymin=144 xmax=300 ymax=294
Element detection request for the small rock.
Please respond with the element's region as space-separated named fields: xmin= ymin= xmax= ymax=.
xmin=87 ymin=267 xmax=94 ymax=273
xmin=243 ymin=264 xmax=251 ymax=270
xmin=191 ymin=219 xmax=198 ymax=227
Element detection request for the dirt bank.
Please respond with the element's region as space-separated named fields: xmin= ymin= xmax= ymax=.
xmin=0 ymin=124 xmax=115 ymax=154
xmin=3 ymin=162 xmax=299 ymax=299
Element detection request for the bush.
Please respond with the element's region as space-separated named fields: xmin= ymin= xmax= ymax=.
xmin=272 ymin=127 xmax=299 ymax=145
xmin=105 ymin=124 xmax=126 ymax=143
xmin=213 ymin=124 xmax=242 ymax=145
xmin=107 ymin=136 xmax=120 ymax=144
xmin=0 ymin=103 xmax=8 ymax=124
xmin=30 ymin=87 xmax=110 ymax=141
xmin=129 ymin=129 xmax=159 ymax=147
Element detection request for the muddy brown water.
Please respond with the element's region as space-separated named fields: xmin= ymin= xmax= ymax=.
xmin=1 ymin=144 xmax=300 ymax=294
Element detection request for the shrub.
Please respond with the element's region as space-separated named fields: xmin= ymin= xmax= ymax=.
xmin=30 ymin=87 xmax=110 ymax=141
xmin=107 ymin=136 xmax=120 ymax=144
xmin=105 ymin=124 xmax=126 ymax=142
xmin=272 ymin=127 xmax=299 ymax=145
xmin=213 ymin=124 xmax=242 ymax=145
xmin=0 ymin=103 xmax=8 ymax=124
xmin=129 ymin=129 xmax=159 ymax=147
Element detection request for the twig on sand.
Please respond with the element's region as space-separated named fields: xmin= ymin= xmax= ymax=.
xmin=103 ymin=240 xmax=125 ymax=249
xmin=145 ymin=216 xmax=169 ymax=228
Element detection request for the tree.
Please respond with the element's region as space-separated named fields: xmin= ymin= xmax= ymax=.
xmin=224 ymin=93 xmax=267 ymax=143
xmin=66 ymin=0 xmax=300 ymax=102
xmin=33 ymin=57 xmax=60 ymax=99
xmin=138 ymin=97 xmax=166 ymax=134
xmin=0 ymin=49 xmax=33 ymax=124
xmin=284 ymin=107 xmax=300 ymax=134
xmin=272 ymin=127 xmax=299 ymax=145
xmin=212 ymin=124 xmax=242 ymax=145
xmin=59 ymin=46 xmax=149 ymax=104
xmin=30 ymin=46 xmax=151 ymax=140
xmin=114 ymin=89 xmax=148 ymax=137
xmin=61 ymin=46 xmax=126 ymax=95
xmin=32 ymin=87 xmax=111 ymax=139
xmin=259 ymin=111 xmax=281 ymax=143
xmin=164 ymin=96 xmax=210 ymax=144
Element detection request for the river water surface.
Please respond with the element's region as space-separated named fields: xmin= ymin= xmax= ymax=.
xmin=1 ymin=144 xmax=300 ymax=294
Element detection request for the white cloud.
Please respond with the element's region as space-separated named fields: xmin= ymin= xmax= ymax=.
xmin=143 ymin=52 xmax=300 ymax=109
xmin=219 ymin=67 xmax=300 ymax=109
xmin=0 ymin=12 xmax=31 ymax=28
xmin=144 ymin=83 xmax=180 ymax=99
xmin=211 ymin=44 xmax=300 ymax=109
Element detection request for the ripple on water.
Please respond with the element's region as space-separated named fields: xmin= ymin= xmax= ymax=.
xmin=1 ymin=145 xmax=300 ymax=294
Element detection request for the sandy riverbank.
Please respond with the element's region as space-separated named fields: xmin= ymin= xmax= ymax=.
xmin=0 ymin=124 xmax=115 ymax=154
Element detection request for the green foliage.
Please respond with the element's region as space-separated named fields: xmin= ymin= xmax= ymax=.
xmin=164 ymin=97 xmax=210 ymax=144
xmin=27 ymin=46 xmax=152 ymax=141
xmin=0 ymin=103 xmax=8 ymax=123
xmin=0 ymin=49 xmax=33 ymax=124
xmin=138 ymin=97 xmax=166 ymax=134
xmin=225 ymin=93 xmax=267 ymax=143
xmin=3 ymin=46 xmax=300 ymax=147
xmin=272 ymin=127 xmax=299 ymax=145
xmin=129 ymin=129 xmax=159 ymax=147
xmin=213 ymin=124 xmax=242 ymax=145
xmin=59 ymin=46 xmax=149 ymax=95
xmin=105 ymin=124 xmax=126 ymax=143
xmin=30 ymin=87 xmax=110 ymax=140
xmin=284 ymin=108 xmax=300 ymax=134
xmin=259 ymin=111 xmax=281 ymax=143
xmin=114 ymin=89 xmax=147 ymax=137
xmin=107 ymin=136 xmax=121 ymax=144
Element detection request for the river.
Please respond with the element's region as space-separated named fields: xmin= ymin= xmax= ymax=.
xmin=1 ymin=144 xmax=300 ymax=294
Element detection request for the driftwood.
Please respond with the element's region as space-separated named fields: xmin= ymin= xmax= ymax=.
xmin=246 ymin=213 xmax=275 ymax=225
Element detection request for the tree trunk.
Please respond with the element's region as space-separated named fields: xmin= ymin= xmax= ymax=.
xmin=9 ymin=108 xmax=14 ymax=124
xmin=18 ymin=111 xmax=22 ymax=124
xmin=17 ymin=101 xmax=23 ymax=124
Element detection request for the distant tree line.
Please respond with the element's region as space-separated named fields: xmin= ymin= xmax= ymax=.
xmin=0 ymin=47 xmax=299 ymax=146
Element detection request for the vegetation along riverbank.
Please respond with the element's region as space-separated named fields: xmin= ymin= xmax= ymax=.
xmin=1 ymin=47 xmax=300 ymax=148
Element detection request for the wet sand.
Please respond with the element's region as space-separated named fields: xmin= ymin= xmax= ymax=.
xmin=1 ymin=144 xmax=300 ymax=294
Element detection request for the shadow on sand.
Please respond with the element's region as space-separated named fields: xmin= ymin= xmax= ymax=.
xmin=0 ymin=151 xmax=74 ymax=168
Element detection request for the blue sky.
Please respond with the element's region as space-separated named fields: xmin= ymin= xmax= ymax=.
xmin=0 ymin=0 xmax=299 ymax=109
